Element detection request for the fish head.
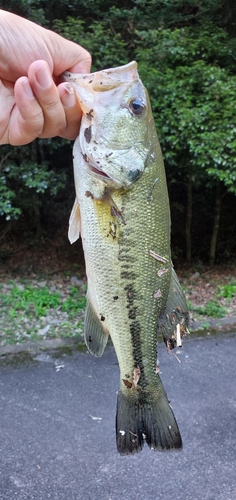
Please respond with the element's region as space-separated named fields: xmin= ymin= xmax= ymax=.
xmin=63 ymin=62 xmax=154 ymax=190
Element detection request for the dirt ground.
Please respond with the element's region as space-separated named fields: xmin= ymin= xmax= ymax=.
xmin=1 ymin=239 xmax=235 ymax=309
xmin=177 ymin=264 xmax=236 ymax=317
xmin=0 ymin=241 xmax=236 ymax=346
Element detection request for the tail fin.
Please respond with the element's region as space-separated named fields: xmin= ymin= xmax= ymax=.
xmin=116 ymin=390 xmax=182 ymax=455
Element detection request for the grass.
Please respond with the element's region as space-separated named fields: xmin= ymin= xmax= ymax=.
xmin=1 ymin=285 xmax=61 ymax=318
xmin=218 ymin=283 xmax=236 ymax=300
xmin=61 ymin=286 xmax=87 ymax=316
xmin=0 ymin=284 xmax=86 ymax=318
xmin=188 ymin=299 xmax=227 ymax=319
xmin=0 ymin=281 xmax=87 ymax=346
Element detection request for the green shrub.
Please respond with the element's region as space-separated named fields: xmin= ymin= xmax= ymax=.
xmin=195 ymin=300 xmax=227 ymax=318
xmin=61 ymin=286 xmax=86 ymax=315
xmin=218 ymin=283 xmax=236 ymax=299
xmin=0 ymin=285 xmax=61 ymax=318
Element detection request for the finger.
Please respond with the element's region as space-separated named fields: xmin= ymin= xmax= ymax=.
xmin=0 ymin=79 xmax=14 ymax=144
xmin=14 ymin=66 xmax=81 ymax=143
xmin=28 ymin=60 xmax=68 ymax=139
xmin=58 ymin=82 xmax=82 ymax=140
xmin=48 ymin=32 xmax=92 ymax=76
xmin=0 ymin=11 xmax=92 ymax=81
xmin=9 ymin=77 xmax=44 ymax=145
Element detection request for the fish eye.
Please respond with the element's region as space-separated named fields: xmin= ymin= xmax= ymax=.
xmin=129 ymin=98 xmax=146 ymax=116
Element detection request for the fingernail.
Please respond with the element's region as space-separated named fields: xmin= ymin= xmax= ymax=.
xmin=22 ymin=78 xmax=35 ymax=99
xmin=36 ymin=64 xmax=52 ymax=89
xmin=22 ymin=80 xmax=34 ymax=99
xmin=60 ymin=84 xmax=76 ymax=108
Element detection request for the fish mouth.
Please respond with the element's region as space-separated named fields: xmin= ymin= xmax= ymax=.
xmin=85 ymin=156 xmax=123 ymax=186
xmin=89 ymin=164 xmax=111 ymax=179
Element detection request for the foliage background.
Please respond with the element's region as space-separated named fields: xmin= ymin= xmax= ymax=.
xmin=0 ymin=0 xmax=236 ymax=266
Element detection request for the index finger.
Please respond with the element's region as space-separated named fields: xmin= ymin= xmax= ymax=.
xmin=48 ymin=32 xmax=92 ymax=77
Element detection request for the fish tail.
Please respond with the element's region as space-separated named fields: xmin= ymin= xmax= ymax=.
xmin=116 ymin=390 xmax=182 ymax=455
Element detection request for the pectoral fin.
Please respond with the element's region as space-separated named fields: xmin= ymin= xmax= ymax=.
xmin=158 ymin=267 xmax=189 ymax=351
xmin=84 ymin=298 xmax=109 ymax=357
xmin=68 ymin=198 xmax=81 ymax=244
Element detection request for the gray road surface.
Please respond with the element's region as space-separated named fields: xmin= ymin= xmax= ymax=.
xmin=0 ymin=334 xmax=236 ymax=500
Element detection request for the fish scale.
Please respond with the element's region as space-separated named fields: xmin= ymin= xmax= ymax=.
xmin=112 ymin=175 xmax=170 ymax=383
xmin=63 ymin=61 xmax=189 ymax=455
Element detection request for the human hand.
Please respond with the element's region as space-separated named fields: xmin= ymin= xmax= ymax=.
xmin=0 ymin=10 xmax=91 ymax=145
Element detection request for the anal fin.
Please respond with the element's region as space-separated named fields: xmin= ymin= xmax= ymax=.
xmin=84 ymin=298 xmax=109 ymax=357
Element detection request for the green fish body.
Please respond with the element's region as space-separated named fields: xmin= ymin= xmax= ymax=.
xmin=63 ymin=62 xmax=189 ymax=455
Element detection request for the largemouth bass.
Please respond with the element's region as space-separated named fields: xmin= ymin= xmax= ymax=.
xmin=63 ymin=62 xmax=189 ymax=455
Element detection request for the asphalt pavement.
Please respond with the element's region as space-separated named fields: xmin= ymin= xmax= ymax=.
xmin=0 ymin=333 xmax=236 ymax=500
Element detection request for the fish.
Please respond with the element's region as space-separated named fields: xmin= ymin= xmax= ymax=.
xmin=62 ymin=61 xmax=189 ymax=455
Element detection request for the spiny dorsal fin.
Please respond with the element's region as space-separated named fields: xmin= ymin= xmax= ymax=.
xmin=158 ymin=267 xmax=189 ymax=351
xmin=84 ymin=298 xmax=109 ymax=357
